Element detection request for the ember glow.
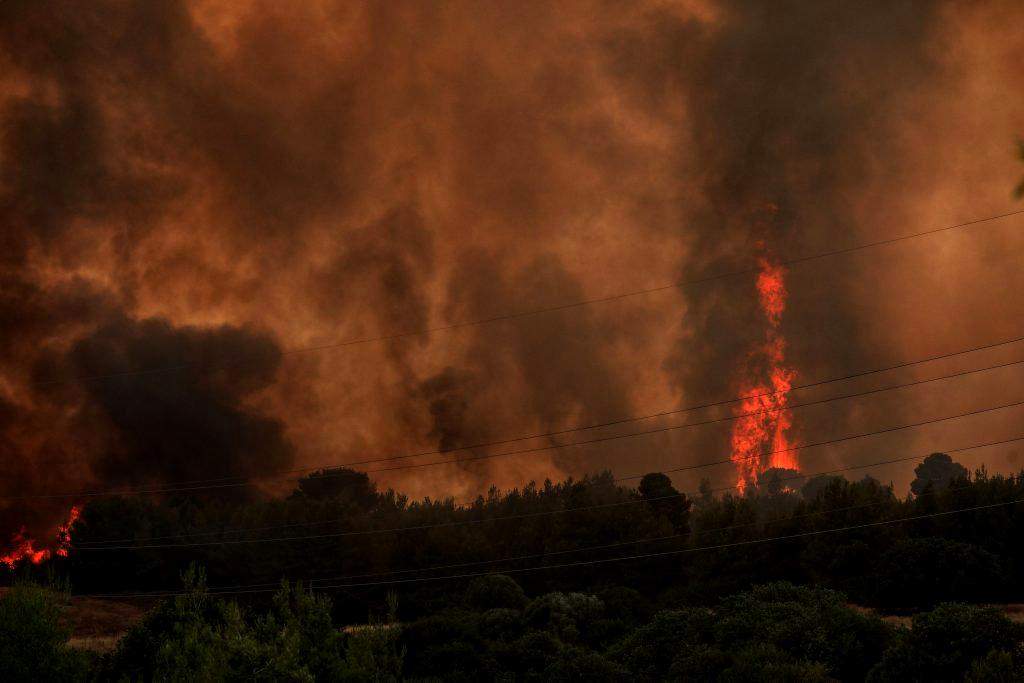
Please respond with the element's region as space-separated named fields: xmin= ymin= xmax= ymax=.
xmin=1 ymin=506 xmax=80 ymax=569
xmin=729 ymin=249 xmax=800 ymax=493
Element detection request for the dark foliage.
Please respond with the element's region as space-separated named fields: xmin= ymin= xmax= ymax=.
xmin=911 ymin=452 xmax=970 ymax=497
xmin=872 ymin=537 xmax=1005 ymax=608
xmin=6 ymin=453 xmax=1024 ymax=679
xmin=0 ymin=581 xmax=91 ymax=682
xmin=867 ymin=603 xmax=1024 ymax=682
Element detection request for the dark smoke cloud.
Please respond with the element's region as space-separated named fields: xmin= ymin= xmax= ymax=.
xmin=413 ymin=249 xmax=636 ymax=484
xmin=1 ymin=0 xmax=1023 ymax=548
xmin=659 ymin=1 xmax=947 ymax=465
xmin=43 ymin=316 xmax=293 ymax=490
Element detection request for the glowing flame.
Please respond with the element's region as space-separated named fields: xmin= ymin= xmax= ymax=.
xmin=54 ymin=505 xmax=81 ymax=558
xmin=756 ymin=257 xmax=787 ymax=326
xmin=0 ymin=531 xmax=50 ymax=568
xmin=730 ymin=247 xmax=800 ymax=493
xmin=1 ymin=506 xmax=81 ymax=569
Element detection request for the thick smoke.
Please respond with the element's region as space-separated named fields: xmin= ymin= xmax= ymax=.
xmin=41 ymin=316 xmax=293 ymax=490
xmin=663 ymin=1 xmax=942 ymax=455
xmin=1 ymin=0 xmax=1023 ymax=549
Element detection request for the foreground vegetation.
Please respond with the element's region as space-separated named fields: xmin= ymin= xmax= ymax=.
xmin=42 ymin=452 xmax=1024 ymax=619
xmin=4 ymin=452 xmax=1024 ymax=680
xmin=4 ymin=574 xmax=1024 ymax=681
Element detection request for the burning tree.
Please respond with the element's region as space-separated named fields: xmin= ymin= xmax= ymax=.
xmin=729 ymin=246 xmax=800 ymax=493
xmin=1 ymin=506 xmax=80 ymax=570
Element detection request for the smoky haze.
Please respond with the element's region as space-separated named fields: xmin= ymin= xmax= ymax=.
xmin=1 ymin=0 xmax=1023 ymax=546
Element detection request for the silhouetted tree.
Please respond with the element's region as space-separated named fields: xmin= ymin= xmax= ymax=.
xmin=465 ymin=574 xmax=528 ymax=611
xmin=638 ymin=472 xmax=691 ymax=533
xmin=867 ymin=604 xmax=1024 ymax=681
xmin=800 ymin=474 xmax=845 ymax=501
xmin=910 ymin=453 xmax=969 ymax=496
xmin=0 ymin=582 xmax=89 ymax=681
xmin=756 ymin=467 xmax=802 ymax=495
xmin=872 ymin=538 xmax=1004 ymax=608
xmin=291 ymin=467 xmax=378 ymax=508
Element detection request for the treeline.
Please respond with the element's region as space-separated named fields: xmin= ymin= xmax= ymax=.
xmin=3 ymin=452 xmax=1024 ymax=680
xmin=29 ymin=452 xmax=1023 ymax=621
xmin=5 ymin=574 xmax=1024 ymax=680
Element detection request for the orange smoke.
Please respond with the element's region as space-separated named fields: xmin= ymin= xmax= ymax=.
xmin=1 ymin=506 xmax=80 ymax=569
xmin=729 ymin=248 xmax=799 ymax=493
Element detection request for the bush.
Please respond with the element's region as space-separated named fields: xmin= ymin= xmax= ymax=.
xmin=0 ymin=582 xmax=90 ymax=682
xmin=872 ymin=538 xmax=1004 ymax=608
xmin=101 ymin=567 xmax=351 ymax=681
xmin=609 ymin=608 xmax=714 ymax=679
xmin=965 ymin=650 xmax=1024 ymax=682
xmin=524 ymin=591 xmax=604 ymax=644
xmin=612 ymin=583 xmax=887 ymax=681
xmin=102 ymin=568 xmax=251 ymax=680
xmin=542 ymin=647 xmax=629 ymax=680
xmin=718 ymin=643 xmax=829 ymax=682
xmin=250 ymin=581 xmax=350 ymax=680
xmin=478 ymin=607 xmax=524 ymax=640
xmin=598 ymin=586 xmax=652 ymax=626
xmin=714 ymin=582 xmax=889 ymax=681
xmin=492 ymin=629 xmax=566 ymax=677
xmin=868 ymin=603 xmax=1024 ymax=682
xmin=464 ymin=574 xmax=528 ymax=611
xmin=400 ymin=609 xmax=488 ymax=679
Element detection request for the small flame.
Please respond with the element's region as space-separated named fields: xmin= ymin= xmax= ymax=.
xmin=0 ymin=531 xmax=50 ymax=569
xmin=1 ymin=506 xmax=81 ymax=569
xmin=730 ymin=245 xmax=800 ymax=493
xmin=54 ymin=505 xmax=81 ymax=558
xmin=756 ymin=257 xmax=787 ymax=327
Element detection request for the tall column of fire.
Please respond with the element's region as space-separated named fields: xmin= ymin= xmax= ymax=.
xmin=729 ymin=247 xmax=800 ymax=492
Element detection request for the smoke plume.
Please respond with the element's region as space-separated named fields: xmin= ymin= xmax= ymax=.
xmin=2 ymin=0 xmax=1023 ymax=551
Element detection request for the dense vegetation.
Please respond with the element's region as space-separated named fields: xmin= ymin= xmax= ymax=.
xmin=4 ymin=574 xmax=1024 ymax=681
xmin=48 ymin=453 xmax=1024 ymax=617
xmin=3 ymin=452 xmax=1024 ymax=680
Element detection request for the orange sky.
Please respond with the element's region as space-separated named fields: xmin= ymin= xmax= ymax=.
xmin=1 ymin=1 xmax=1023 ymax=540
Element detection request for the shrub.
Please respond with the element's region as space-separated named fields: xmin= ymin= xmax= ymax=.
xmin=0 ymin=582 xmax=90 ymax=682
xmin=479 ymin=607 xmax=524 ymax=640
xmin=102 ymin=567 xmax=352 ymax=681
xmin=714 ymin=582 xmax=889 ymax=681
xmin=609 ymin=608 xmax=714 ymax=679
xmin=399 ymin=609 xmax=487 ymax=679
xmin=464 ymin=574 xmax=528 ymax=611
xmin=872 ymin=538 xmax=1004 ymax=608
xmin=719 ymin=643 xmax=829 ymax=682
xmin=868 ymin=603 xmax=1024 ymax=682
xmin=965 ymin=650 xmax=1024 ymax=682
xmin=492 ymin=630 xmax=566 ymax=678
xmin=524 ymin=591 xmax=604 ymax=644
xmin=542 ymin=647 xmax=629 ymax=680
xmin=598 ymin=586 xmax=652 ymax=625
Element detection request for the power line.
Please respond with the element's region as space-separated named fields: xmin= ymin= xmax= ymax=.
xmin=33 ymin=208 xmax=1024 ymax=388
xmin=310 ymin=498 xmax=1024 ymax=591
xmin=78 ymin=445 xmax=922 ymax=547
xmin=624 ymin=395 xmax=1024 ymax=482
xmin=366 ymin=364 xmax=1024 ymax=480
xmin=75 ymin=432 xmax=1024 ymax=547
xmin=16 ymin=345 xmax=1024 ymax=501
xmin=88 ymin=456 xmax=999 ymax=593
xmin=77 ymin=495 xmax=1024 ymax=598
xmin=214 ymin=473 xmax=991 ymax=589
xmin=73 ymin=431 xmax=1024 ymax=550
xmin=117 ymin=331 xmax=1024 ymax=485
